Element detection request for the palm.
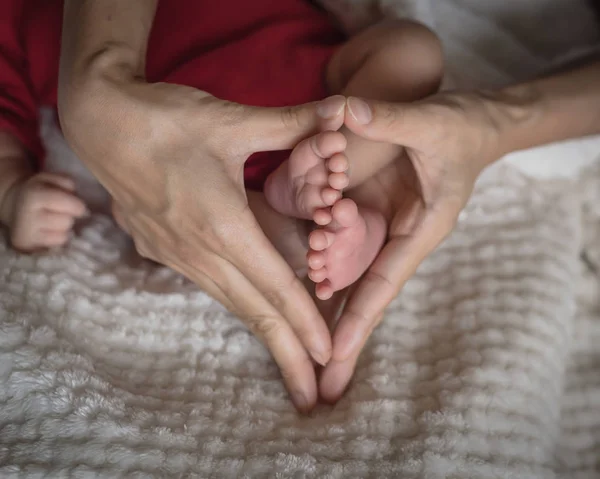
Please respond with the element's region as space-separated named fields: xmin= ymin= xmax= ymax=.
xmin=347 ymin=149 xmax=428 ymax=241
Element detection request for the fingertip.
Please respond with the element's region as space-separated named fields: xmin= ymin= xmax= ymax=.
xmin=76 ymin=203 xmax=90 ymax=218
xmin=318 ymin=358 xmax=355 ymax=404
xmin=346 ymin=97 xmax=372 ymax=125
xmin=316 ymin=95 xmax=346 ymax=120
xmin=309 ymin=347 xmax=331 ymax=368
xmin=291 ymin=389 xmax=313 ymax=414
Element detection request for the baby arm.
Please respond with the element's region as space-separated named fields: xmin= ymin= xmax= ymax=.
xmin=0 ymin=131 xmax=87 ymax=252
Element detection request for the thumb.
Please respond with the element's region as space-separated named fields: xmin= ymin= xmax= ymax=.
xmin=237 ymin=95 xmax=346 ymax=155
xmin=344 ymin=96 xmax=426 ymax=148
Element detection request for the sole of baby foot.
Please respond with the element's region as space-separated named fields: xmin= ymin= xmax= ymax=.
xmin=264 ymin=130 xmax=349 ymax=220
xmin=307 ymin=198 xmax=387 ymax=300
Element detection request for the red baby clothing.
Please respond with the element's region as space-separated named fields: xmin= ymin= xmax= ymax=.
xmin=0 ymin=0 xmax=344 ymax=190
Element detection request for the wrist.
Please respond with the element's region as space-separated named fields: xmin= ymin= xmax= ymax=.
xmin=477 ymin=60 xmax=600 ymax=161
xmin=476 ymin=84 xmax=543 ymax=164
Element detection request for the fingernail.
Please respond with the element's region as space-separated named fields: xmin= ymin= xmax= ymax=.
xmin=316 ymin=95 xmax=345 ymax=119
xmin=347 ymin=97 xmax=372 ymax=125
xmin=291 ymin=390 xmax=310 ymax=413
xmin=310 ymin=349 xmax=329 ymax=367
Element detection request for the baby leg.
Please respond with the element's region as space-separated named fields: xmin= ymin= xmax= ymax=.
xmin=326 ymin=18 xmax=444 ymax=186
xmin=263 ymin=20 xmax=443 ymax=299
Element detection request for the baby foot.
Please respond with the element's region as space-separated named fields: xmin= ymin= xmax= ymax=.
xmin=307 ymin=198 xmax=387 ymax=300
xmin=264 ymin=131 xmax=349 ymax=220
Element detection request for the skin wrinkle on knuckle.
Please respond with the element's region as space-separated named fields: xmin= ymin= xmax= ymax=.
xmin=343 ymin=308 xmax=372 ymax=328
xmin=280 ymin=105 xmax=305 ymax=132
xmin=264 ymin=271 xmax=305 ymax=318
xmin=377 ymin=103 xmax=402 ymax=141
xmin=244 ymin=314 xmax=283 ymax=343
xmin=363 ymin=267 xmax=395 ymax=292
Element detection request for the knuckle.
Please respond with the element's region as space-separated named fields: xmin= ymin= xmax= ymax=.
xmin=381 ymin=103 xmax=401 ymax=130
xmin=279 ymin=105 xmax=304 ymax=131
xmin=364 ymin=268 xmax=395 ymax=291
xmin=344 ymin=308 xmax=372 ymax=326
xmin=262 ymin=289 xmax=286 ymax=314
xmin=244 ymin=315 xmax=283 ymax=342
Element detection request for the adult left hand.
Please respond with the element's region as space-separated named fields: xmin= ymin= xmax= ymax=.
xmin=319 ymin=94 xmax=503 ymax=401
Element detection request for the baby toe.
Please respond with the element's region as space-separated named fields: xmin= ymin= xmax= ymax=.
xmin=328 ymin=172 xmax=349 ymax=190
xmin=327 ymin=153 xmax=349 ymax=173
xmin=309 ymin=230 xmax=335 ymax=251
xmin=316 ymin=280 xmax=334 ymax=300
xmin=331 ymin=198 xmax=359 ymax=228
xmin=321 ymin=187 xmax=342 ymax=206
xmin=308 ymin=266 xmax=328 ymax=283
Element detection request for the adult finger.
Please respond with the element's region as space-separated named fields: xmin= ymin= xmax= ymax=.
xmin=319 ymin=312 xmax=383 ymax=404
xmin=343 ymin=96 xmax=428 ymax=147
xmin=169 ymin=244 xmax=320 ymax=412
xmin=127 ymin=207 xmax=330 ymax=386
xmin=211 ymin=212 xmax=333 ymax=367
xmin=330 ymin=211 xmax=450 ymax=365
xmin=236 ymin=96 xmax=347 ymax=155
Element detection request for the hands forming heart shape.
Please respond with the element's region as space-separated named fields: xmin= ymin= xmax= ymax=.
xmin=59 ymin=0 xmax=600 ymax=415
xmin=61 ymin=65 xmax=500 ymax=411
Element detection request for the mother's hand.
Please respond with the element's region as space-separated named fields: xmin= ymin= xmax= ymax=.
xmin=58 ymin=70 xmax=346 ymax=411
xmin=320 ymin=94 xmax=503 ymax=401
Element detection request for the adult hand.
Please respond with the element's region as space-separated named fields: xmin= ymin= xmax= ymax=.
xmin=58 ymin=71 xmax=346 ymax=412
xmin=320 ymin=93 xmax=503 ymax=401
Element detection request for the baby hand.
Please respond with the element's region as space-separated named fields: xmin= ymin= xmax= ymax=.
xmin=5 ymin=173 xmax=88 ymax=252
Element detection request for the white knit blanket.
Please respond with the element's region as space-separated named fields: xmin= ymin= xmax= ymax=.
xmin=1 ymin=1 xmax=600 ymax=477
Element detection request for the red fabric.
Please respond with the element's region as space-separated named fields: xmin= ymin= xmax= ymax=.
xmin=1 ymin=0 xmax=343 ymax=190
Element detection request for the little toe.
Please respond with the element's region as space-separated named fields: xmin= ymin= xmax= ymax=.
xmin=321 ymin=187 xmax=341 ymax=206
xmin=330 ymin=198 xmax=359 ymax=228
xmin=307 ymin=250 xmax=326 ymax=269
xmin=327 ymin=153 xmax=348 ymax=173
xmin=328 ymin=172 xmax=349 ymax=190
xmin=309 ymin=229 xmax=336 ymax=251
xmin=316 ymin=280 xmax=334 ymax=300
xmin=313 ymin=208 xmax=333 ymax=226
xmin=308 ymin=267 xmax=328 ymax=283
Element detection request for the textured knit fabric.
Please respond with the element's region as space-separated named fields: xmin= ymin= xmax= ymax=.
xmin=1 ymin=0 xmax=600 ymax=477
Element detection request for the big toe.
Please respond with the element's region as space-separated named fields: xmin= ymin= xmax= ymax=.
xmin=309 ymin=131 xmax=347 ymax=159
xmin=290 ymin=131 xmax=346 ymax=174
xmin=330 ymin=198 xmax=359 ymax=228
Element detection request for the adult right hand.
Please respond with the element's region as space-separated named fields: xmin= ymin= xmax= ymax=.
xmin=58 ymin=70 xmax=345 ymax=412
